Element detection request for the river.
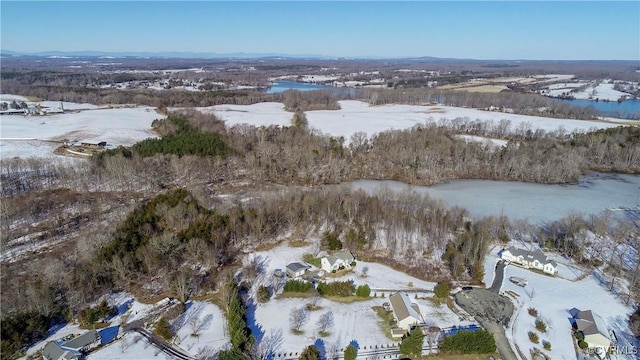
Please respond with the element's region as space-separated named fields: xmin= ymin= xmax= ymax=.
xmin=351 ymin=172 xmax=640 ymax=224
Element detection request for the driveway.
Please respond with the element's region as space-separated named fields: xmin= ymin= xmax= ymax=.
xmin=489 ymin=260 xmax=506 ymax=293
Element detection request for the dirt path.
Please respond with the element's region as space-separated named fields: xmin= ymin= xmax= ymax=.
xmin=455 ymin=289 xmax=517 ymax=360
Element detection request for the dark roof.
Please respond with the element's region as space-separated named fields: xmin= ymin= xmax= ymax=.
xmin=286 ymin=262 xmax=311 ymax=273
xmin=42 ymin=341 xmax=79 ymax=360
xmin=43 ymin=342 xmax=64 ymax=360
xmin=505 ymin=246 xmax=555 ymax=266
xmin=575 ymin=310 xmax=609 ymax=338
xmin=62 ymin=330 xmax=99 ymax=350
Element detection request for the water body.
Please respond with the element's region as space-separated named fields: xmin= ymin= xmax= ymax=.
xmin=556 ymin=98 xmax=640 ymax=119
xmin=351 ymin=172 xmax=640 ymax=224
xmin=265 ymin=81 xmax=334 ymax=94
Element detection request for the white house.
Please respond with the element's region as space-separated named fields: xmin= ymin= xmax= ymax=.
xmin=320 ymin=250 xmax=355 ymax=273
xmin=389 ymin=292 xmax=423 ymax=335
xmin=500 ymin=246 xmax=558 ymax=275
xmin=286 ymin=262 xmax=311 ymax=278
xmin=573 ymin=310 xmax=611 ymax=350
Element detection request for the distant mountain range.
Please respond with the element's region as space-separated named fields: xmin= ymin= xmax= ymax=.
xmin=0 ymin=49 xmax=452 ymax=61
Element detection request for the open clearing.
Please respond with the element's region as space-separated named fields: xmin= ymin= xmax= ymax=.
xmin=199 ymin=100 xmax=621 ymax=145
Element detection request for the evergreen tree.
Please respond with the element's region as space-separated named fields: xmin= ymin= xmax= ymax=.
xmin=344 ymin=344 xmax=358 ymax=360
xmin=299 ymin=345 xmax=320 ymax=360
xmin=400 ymin=328 xmax=424 ymax=356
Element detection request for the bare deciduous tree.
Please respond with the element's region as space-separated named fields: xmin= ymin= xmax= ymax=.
xmin=254 ymin=328 xmax=284 ymax=360
xmin=289 ymin=307 xmax=309 ymax=331
xmin=317 ymin=311 xmax=334 ymax=334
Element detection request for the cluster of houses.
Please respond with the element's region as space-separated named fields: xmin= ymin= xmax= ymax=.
xmin=42 ymin=330 xmax=101 ymax=360
xmin=500 ymin=246 xmax=558 ymax=275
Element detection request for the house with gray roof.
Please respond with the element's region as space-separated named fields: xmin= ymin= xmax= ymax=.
xmin=286 ymin=262 xmax=311 ymax=278
xmin=42 ymin=341 xmax=79 ymax=360
xmin=500 ymin=246 xmax=558 ymax=275
xmin=320 ymin=250 xmax=355 ymax=273
xmin=389 ymin=292 xmax=423 ymax=336
xmin=42 ymin=330 xmax=100 ymax=360
xmin=573 ymin=310 xmax=611 ymax=350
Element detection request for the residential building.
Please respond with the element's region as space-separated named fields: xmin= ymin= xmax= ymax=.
xmin=320 ymin=250 xmax=355 ymax=273
xmin=573 ymin=310 xmax=611 ymax=350
xmin=286 ymin=262 xmax=311 ymax=278
xmin=42 ymin=330 xmax=101 ymax=360
xmin=389 ymin=292 xmax=423 ymax=335
xmin=500 ymin=246 xmax=558 ymax=275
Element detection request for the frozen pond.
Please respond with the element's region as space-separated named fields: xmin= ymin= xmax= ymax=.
xmin=351 ymin=172 xmax=640 ymax=224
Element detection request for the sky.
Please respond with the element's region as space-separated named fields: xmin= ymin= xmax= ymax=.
xmin=1 ymin=1 xmax=639 ymax=60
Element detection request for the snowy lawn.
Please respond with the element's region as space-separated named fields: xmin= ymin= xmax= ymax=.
xmin=87 ymin=332 xmax=159 ymax=360
xmin=172 ymin=301 xmax=229 ymax=357
xmin=501 ymin=265 xmax=636 ymax=360
xmin=249 ymin=242 xmax=438 ymax=291
xmin=200 ymin=100 xmax=620 ymax=145
xmin=248 ymin=242 xmax=470 ymax=355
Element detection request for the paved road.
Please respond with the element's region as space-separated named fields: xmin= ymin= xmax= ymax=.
xmin=489 ymin=260 xmax=506 ymax=293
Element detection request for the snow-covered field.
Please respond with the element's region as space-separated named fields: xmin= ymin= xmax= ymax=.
xmin=542 ymin=81 xmax=633 ymax=101
xmin=173 ymin=301 xmax=229 ymax=357
xmin=248 ymin=243 xmax=467 ymax=355
xmin=571 ymin=82 xmax=631 ymax=102
xmin=483 ymin=249 xmax=637 ymax=360
xmin=455 ymin=134 xmax=510 ymax=148
xmin=87 ymin=332 xmax=158 ymax=360
xmin=1 ymin=105 xmax=163 ymax=159
xmin=199 ymin=100 xmax=620 ymax=145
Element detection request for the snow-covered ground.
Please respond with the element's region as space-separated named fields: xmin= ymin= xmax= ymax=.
xmin=0 ymin=94 xmax=31 ymax=102
xmin=571 ymin=82 xmax=631 ymax=102
xmin=24 ymin=293 xmax=228 ymax=359
xmin=173 ymin=301 xmax=229 ymax=357
xmin=1 ymin=105 xmax=163 ymax=159
xmin=542 ymin=81 xmax=633 ymax=101
xmin=199 ymin=100 xmax=620 ymax=145
xmin=88 ymin=332 xmax=159 ymax=360
xmin=455 ymin=134 xmax=510 ymax=148
xmin=249 ymin=242 xmax=437 ymax=291
xmin=248 ymin=243 xmax=466 ymax=355
xmin=483 ymin=249 xmax=637 ymax=360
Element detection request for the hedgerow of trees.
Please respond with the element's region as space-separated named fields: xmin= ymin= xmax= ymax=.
xmin=439 ymin=329 xmax=497 ymax=354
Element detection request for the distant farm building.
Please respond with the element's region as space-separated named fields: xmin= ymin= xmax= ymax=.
xmin=80 ymin=141 xmax=107 ymax=149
